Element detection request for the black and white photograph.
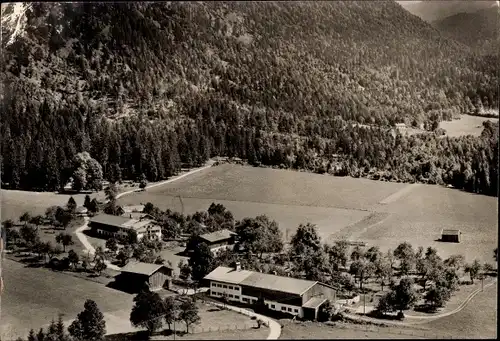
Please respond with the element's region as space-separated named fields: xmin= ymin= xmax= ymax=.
xmin=0 ymin=1 xmax=498 ymax=340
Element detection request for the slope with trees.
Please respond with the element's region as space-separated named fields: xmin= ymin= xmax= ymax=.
xmin=1 ymin=2 xmax=498 ymax=196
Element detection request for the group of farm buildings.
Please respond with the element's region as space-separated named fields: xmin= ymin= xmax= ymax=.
xmin=85 ymin=205 xmax=461 ymax=320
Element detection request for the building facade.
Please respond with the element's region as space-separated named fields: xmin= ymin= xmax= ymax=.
xmin=204 ymin=265 xmax=336 ymax=320
xmin=89 ymin=213 xmax=162 ymax=241
xmin=441 ymin=229 xmax=461 ymax=243
xmin=119 ymin=262 xmax=173 ymax=292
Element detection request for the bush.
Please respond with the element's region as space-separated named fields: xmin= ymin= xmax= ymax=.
xmin=396 ymin=311 xmax=405 ymax=320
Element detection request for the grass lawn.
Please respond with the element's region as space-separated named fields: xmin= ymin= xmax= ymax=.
xmin=1 ymin=181 xmax=141 ymax=221
xmin=279 ymin=320 xmax=426 ymax=339
xmin=439 ymin=115 xmax=498 ymax=137
xmin=0 ymin=259 xmax=134 ymax=340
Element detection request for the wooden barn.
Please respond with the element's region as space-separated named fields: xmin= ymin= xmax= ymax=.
xmin=118 ymin=262 xmax=173 ymax=292
xmin=441 ymin=229 xmax=461 ymax=243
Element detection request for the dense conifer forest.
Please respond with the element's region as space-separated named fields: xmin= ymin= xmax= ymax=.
xmin=1 ymin=2 xmax=498 ymax=196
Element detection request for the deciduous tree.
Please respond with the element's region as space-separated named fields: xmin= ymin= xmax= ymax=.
xmin=68 ymin=299 xmax=106 ymax=341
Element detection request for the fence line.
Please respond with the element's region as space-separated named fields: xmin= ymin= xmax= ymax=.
xmin=324 ymin=321 xmax=452 ymax=339
xmin=190 ymin=322 xmax=262 ymax=334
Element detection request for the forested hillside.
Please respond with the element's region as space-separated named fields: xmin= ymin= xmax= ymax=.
xmin=1 ymin=2 xmax=498 ymax=196
xmin=433 ymin=7 xmax=500 ymax=55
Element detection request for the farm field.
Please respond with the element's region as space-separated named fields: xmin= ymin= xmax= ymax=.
xmin=119 ymin=163 xmax=497 ymax=263
xmin=439 ymin=115 xmax=499 ymax=137
xmin=358 ymin=184 xmax=498 ymax=263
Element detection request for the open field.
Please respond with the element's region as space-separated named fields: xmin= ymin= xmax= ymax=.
xmin=279 ymin=321 xmax=427 ymax=339
xmin=439 ymin=115 xmax=499 ymax=137
xmin=0 ymin=259 xmax=135 ymax=340
xmin=358 ymin=184 xmax=498 ymax=263
xmin=119 ymin=163 xmax=497 ymax=263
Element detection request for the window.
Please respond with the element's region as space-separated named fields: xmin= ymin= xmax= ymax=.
xmin=281 ymin=307 xmax=286 ymax=311
xmin=234 ymin=295 xmax=239 ymax=300
xmin=228 ymin=286 xmax=233 ymax=290
xmin=229 ymin=294 xmax=233 ymax=298
xmin=271 ymin=304 xmax=275 ymax=309
xmin=288 ymin=307 xmax=292 ymax=312
xmin=223 ymin=285 xmax=227 ymax=289
xmin=211 ymin=282 xmax=216 ymax=287
xmin=294 ymin=309 xmax=299 ymax=313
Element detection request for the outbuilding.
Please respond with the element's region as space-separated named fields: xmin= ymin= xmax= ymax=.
xmin=118 ymin=262 xmax=173 ymax=292
xmin=441 ymin=229 xmax=461 ymax=243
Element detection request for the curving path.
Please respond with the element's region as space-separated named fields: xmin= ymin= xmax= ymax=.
xmin=174 ymin=287 xmax=281 ymax=339
xmin=73 ymin=161 xmax=215 ymax=271
xmin=404 ymin=278 xmax=498 ymax=323
xmin=344 ymin=277 xmax=498 ymax=327
xmin=207 ymin=301 xmax=282 ymax=340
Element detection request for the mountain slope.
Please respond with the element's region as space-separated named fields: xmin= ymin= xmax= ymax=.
xmin=398 ymin=0 xmax=499 ymax=23
xmin=0 ymin=1 xmax=498 ymax=196
xmin=432 ymin=7 xmax=500 ymax=54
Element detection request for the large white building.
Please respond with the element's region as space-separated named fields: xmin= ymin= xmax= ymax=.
xmin=204 ymin=264 xmax=336 ymax=320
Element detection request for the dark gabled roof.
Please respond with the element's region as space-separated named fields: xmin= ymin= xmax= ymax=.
xmin=442 ymin=229 xmax=461 ymax=235
xmin=121 ymin=262 xmax=171 ymax=276
xmin=199 ymin=229 xmax=236 ymax=243
xmin=89 ymin=214 xmax=131 ymax=228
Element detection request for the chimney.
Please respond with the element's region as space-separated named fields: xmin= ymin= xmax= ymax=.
xmin=234 ymin=261 xmax=241 ymax=271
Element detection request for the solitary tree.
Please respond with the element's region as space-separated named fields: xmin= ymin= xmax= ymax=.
xmin=105 ymin=238 xmax=118 ymax=253
xmin=396 ymin=278 xmax=419 ymax=312
xmin=164 ymin=296 xmax=179 ymax=331
xmin=327 ymin=240 xmax=349 ymax=271
xmin=68 ymin=249 xmax=80 ymax=269
xmin=29 ymin=215 xmax=45 ymax=231
xmin=393 ymin=242 xmax=415 ymax=277
xmin=56 ymin=313 xmax=68 ymax=341
xmin=94 ymin=258 xmax=107 ymax=276
xmin=20 ymin=212 xmax=31 ymax=226
xmin=188 ymin=242 xmax=215 ymax=282
xmin=178 ymin=297 xmax=200 ymax=334
xmin=130 ymin=287 xmax=166 ymax=335
xmin=465 ymin=260 xmax=482 ymax=284
xmin=56 ymin=233 xmax=74 ymax=252
xmin=68 ymin=299 xmax=106 ymax=341
xmin=376 ymin=290 xmax=397 ymax=316
xmin=425 ymin=285 xmax=451 ymax=310
xmin=27 ymin=329 xmax=37 ymax=341
xmin=36 ymin=328 xmax=45 ymax=341
xmin=84 ymin=195 xmax=92 ymax=210
xmin=67 ymin=197 xmax=77 ymax=214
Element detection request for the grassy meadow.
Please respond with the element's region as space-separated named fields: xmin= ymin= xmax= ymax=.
xmin=118 ymin=163 xmax=497 ymax=262
xmin=439 ymin=115 xmax=499 ymax=137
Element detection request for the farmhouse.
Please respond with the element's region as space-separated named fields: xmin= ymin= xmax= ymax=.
xmin=89 ymin=213 xmax=161 ymax=241
xmin=204 ymin=263 xmax=336 ymax=320
xmin=441 ymin=229 xmax=461 ymax=243
xmin=118 ymin=262 xmax=173 ymax=292
xmin=186 ymin=229 xmax=237 ymax=253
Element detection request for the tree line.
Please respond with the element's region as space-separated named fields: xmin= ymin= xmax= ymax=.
xmin=1 ymin=2 xmax=499 ymax=196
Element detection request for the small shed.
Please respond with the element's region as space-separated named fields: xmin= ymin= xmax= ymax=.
xmin=119 ymin=262 xmax=173 ymax=292
xmin=441 ymin=229 xmax=461 ymax=243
